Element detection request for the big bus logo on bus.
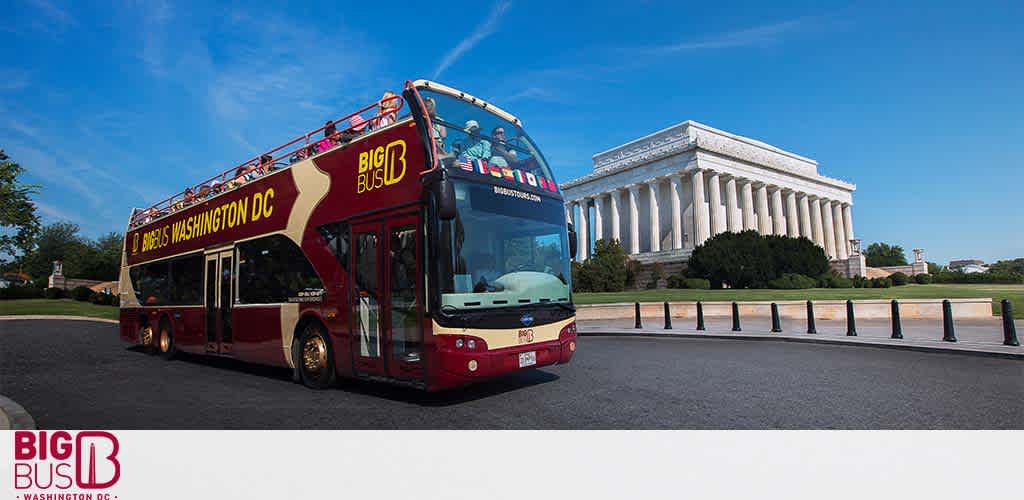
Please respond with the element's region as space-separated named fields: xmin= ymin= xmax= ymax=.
xmin=13 ymin=431 xmax=121 ymax=492
xmin=357 ymin=139 xmax=407 ymax=194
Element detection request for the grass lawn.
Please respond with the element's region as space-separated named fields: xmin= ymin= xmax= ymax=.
xmin=0 ymin=299 xmax=119 ymax=321
xmin=574 ymin=284 xmax=1024 ymax=318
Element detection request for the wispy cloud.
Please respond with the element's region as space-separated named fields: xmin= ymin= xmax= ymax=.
xmin=33 ymin=201 xmax=77 ymax=222
xmin=25 ymin=0 xmax=76 ymax=26
xmin=432 ymin=1 xmax=511 ymax=79
xmin=646 ymin=17 xmax=814 ymax=53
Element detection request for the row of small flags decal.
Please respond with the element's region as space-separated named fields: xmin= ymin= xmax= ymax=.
xmin=456 ymin=156 xmax=559 ymax=192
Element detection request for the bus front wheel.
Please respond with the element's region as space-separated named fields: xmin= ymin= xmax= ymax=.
xmin=297 ymin=323 xmax=336 ymax=390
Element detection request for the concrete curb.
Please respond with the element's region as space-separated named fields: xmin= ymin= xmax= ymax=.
xmin=0 ymin=395 xmax=36 ymax=430
xmin=0 ymin=315 xmax=118 ymax=324
xmin=579 ymin=329 xmax=1024 ymax=360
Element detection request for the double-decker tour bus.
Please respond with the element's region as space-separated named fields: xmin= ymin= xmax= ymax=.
xmin=119 ymin=80 xmax=579 ymax=390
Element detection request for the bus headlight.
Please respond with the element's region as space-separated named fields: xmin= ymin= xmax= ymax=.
xmin=455 ymin=338 xmax=464 ymax=349
xmin=467 ymin=339 xmax=476 ymax=350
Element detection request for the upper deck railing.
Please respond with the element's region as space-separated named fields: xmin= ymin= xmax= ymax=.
xmin=128 ymin=92 xmax=407 ymax=229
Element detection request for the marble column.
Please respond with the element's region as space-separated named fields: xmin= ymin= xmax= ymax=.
xmin=755 ymin=184 xmax=771 ymax=235
xmin=809 ymin=196 xmax=825 ymax=248
xmin=593 ymin=195 xmax=604 ymax=244
xmin=707 ymin=172 xmax=725 ymax=236
xmin=832 ymin=201 xmax=848 ymax=260
xmin=785 ymin=191 xmax=799 ymax=237
xmin=798 ymin=194 xmax=812 ymax=239
xmin=770 ymin=188 xmax=786 ymax=236
xmin=724 ymin=177 xmax=740 ymax=232
xmin=648 ymin=180 xmax=661 ymax=252
xmin=691 ymin=170 xmax=709 ymax=246
xmin=740 ymin=181 xmax=756 ymax=231
xmin=609 ymin=190 xmax=621 ymax=243
xmin=842 ymin=204 xmax=855 ymax=254
xmin=627 ymin=185 xmax=640 ymax=254
xmin=820 ymin=198 xmax=836 ymax=259
xmin=576 ymin=199 xmax=589 ymax=260
xmin=669 ymin=176 xmax=683 ymax=250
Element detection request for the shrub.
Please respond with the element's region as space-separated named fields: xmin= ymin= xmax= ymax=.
xmin=688 ymin=231 xmax=829 ymax=289
xmin=889 ymin=272 xmax=909 ymax=286
xmin=71 ymin=286 xmax=94 ymax=301
xmin=851 ymin=275 xmax=868 ymax=288
xmin=767 ymin=273 xmax=817 ymax=289
xmin=869 ymin=277 xmax=892 ymax=288
xmin=914 ymin=273 xmax=933 ymax=284
xmin=822 ymin=275 xmax=853 ymax=288
xmin=44 ymin=287 xmax=64 ymax=299
xmin=667 ymin=276 xmax=710 ymax=289
xmin=90 ymin=292 xmax=107 ymax=305
xmin=0 ymin=285 xmax=44 ymax=300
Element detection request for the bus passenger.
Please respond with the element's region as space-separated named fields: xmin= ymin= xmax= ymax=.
xmin=316 ymin=120 xmax=337 ymax=153
xmin=461 ymin=120 xmax=491 ymax=160
xmin=425 ymin=97 xmax=447 ymax=153
xmin=375 ymin=91 xmax=399 ymax=129
xmin=488 ymin=126 xmax=517 ymax=167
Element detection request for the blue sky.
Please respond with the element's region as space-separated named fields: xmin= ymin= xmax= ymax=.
xmin=1 ymin=0 xmax=1021 ymax=264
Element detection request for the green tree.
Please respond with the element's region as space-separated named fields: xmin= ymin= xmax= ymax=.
xmin=987 ymin=258 xmax=1024 ymax=276
xmin=927 ymin=261 xmax=945 ymax=274
xmin=864 ymin=242 xmax=908 ymax=267
xmin=19 ymin=222 xmax=89 ymax=280
xmin=0 ymin=149 xmax=41 ymax=264
xmin=573 ymin=239 xmax=630 ymax=292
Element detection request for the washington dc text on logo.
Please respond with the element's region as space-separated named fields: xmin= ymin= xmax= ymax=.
xmin=12 ymin=431 xmax=121 ymax=498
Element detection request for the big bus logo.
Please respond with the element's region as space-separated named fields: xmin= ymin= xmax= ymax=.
xmin=357 ymin=139 xmax=407 ymax=194
xmin=13 ymin=431 xmax=121 ymax=491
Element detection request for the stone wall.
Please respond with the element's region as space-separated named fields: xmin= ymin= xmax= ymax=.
xmin=575 ymin=298 xmax=993 ymax=321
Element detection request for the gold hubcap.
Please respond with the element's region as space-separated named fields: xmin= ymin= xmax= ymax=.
xmin=159 ymin=329 xmax=170 ymax=352
xmin=302 ymin=335 xmax=327 ymax=377
xmin=141 ymin=326 xmax=153 ymax=347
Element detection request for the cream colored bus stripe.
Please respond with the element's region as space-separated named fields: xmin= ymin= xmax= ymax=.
xmin=431 ymin=316 xmax=574 ymax=351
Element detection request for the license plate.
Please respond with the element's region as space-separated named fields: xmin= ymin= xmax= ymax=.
xmin=518 ymin=351 xmax=536 ymax=368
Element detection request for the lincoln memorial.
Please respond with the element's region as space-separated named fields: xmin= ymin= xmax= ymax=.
xmin=561 ymin=120 xmax=864 ymax=277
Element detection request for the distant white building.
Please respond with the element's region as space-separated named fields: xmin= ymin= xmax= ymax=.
xmin=561 ymin=120 xmax=865 ymax=276
xmin=949 ymin=259 xmax=987 ymax=274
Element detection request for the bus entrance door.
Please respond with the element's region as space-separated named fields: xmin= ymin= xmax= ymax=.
xmin=350 ymin=214 xmax=424 ymax=383
xmin=204 ymin=249 xmax=234 ymax=355
xmin=351 ymin=223 xmax=385 ymax=376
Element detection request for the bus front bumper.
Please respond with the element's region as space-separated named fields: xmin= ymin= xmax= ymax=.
xmin=436 ymin=335 xmax=577 ymax=386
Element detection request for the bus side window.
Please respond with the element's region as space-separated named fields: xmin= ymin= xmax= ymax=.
xmin=319 ymin=222 xmax=350 ymax=271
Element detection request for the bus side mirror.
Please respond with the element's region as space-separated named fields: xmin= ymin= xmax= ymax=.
xmin=567 ymin=223 xmax=578 ymax=260
xmin=437 ymin=178 xmax=457 ymax=221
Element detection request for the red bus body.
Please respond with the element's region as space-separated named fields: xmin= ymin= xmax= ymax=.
xmin=119 ymin=81 xmax=577 ymax=391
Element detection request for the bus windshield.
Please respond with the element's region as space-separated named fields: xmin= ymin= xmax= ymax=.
xmin=439 ymin=180 xmax=571 ymax=310
xmin=419 ymin=89 xmax=557 ymax=184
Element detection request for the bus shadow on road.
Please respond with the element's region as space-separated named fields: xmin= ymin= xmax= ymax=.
xmin=139 ymin=348 xmax=560 ymax=406
xmin=338 ymin=370 xmax=561 ymax=407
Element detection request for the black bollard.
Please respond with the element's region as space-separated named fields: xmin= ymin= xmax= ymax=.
xmin=1002 ymin=300 xmax=1019 ymax=346
xmin=846 ymin=299 xmax=857 ymax=336
xmin=890 ymin=299 xmax=903 ymax=339
xmin=696 ymin=301 xmax=705 ymax=331
xmin=634 ymin=302 xmax=642 ymax=329
xmin=664 ymin=302 xmax=672 ymax=330
xmin=942 ymin=299 xmax=957 ymax=342
xmin=770 ymin=303 xmax=782 ymax=332
xmin=731 ymin=301 xmax=741 ymax=332
xmin=806 ymin=300 xmax=817 ymax=334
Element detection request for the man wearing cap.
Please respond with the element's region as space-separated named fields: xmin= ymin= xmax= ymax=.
xmin=461 ymin=119 xmax=491 ymax=160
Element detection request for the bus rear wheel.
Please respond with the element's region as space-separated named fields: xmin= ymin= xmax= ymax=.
xmin=157 ymin=319 xmax=177 ymax=360
xmin=140 ymin=325 xmax=156 ymax=354
xmin=297 ymin=323 xmax=335 ymax=390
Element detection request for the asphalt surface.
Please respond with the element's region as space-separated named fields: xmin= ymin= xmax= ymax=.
xmin=1 ymin=319 xmax=1022 ymax=429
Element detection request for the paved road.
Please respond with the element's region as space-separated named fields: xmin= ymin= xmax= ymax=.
xmin=1 ymin=319 xmax=1021 ymax=429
